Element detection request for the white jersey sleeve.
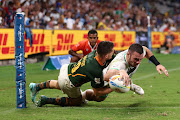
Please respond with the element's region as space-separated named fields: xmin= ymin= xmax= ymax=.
xmin=143 ymin=48 xmax=146 ymax=57
xmin=108 ymin=50 xmax=128 ymax=71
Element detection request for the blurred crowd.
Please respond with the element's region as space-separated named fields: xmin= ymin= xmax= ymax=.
xmin=0 ymin=0 xmax=180 ymax=32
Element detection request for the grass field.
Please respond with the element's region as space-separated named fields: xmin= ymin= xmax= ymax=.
xmin=0 ymin=53 xmax=180 ymax=120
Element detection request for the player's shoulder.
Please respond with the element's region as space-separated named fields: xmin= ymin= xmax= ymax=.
xmin=115 ymin=50 xmax=128 ymax=59
xmin=109 ymin=50 xmax=127 ymax=66
xmin=79 ymin=39 xmax=88 ymax=44
xmin=97 ymin=40 xmax=102 ymax=44
xmin=76 ymin=39 xmax=88 ymax=48
xmin=86 ymin=56 xmax=102 ymax=74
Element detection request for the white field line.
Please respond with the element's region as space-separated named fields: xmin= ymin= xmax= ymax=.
xmin=133 ymin=67 xmax=180 ymax=81
xmin=1 ymin=108 xmax=16 ymax=115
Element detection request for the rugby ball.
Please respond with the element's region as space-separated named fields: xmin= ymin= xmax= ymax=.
xmin=109 ymin=75 xmax=130 ymax=93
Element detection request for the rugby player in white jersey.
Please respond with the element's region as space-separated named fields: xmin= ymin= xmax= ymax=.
xmin=82 ymin=43 xmax=169 ymax=103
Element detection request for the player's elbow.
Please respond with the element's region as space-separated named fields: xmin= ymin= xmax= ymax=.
xmin=69 ymin=49 xmax=74 ymax=55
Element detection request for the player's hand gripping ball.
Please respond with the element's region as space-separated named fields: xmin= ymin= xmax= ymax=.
xmin=109 ymin=75 xmax=130 ymax=93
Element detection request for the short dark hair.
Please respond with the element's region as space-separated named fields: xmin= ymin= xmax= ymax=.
xmin=128 ymin=43 xmax=143 ymax=54
xmin=88 ymin=29 xmax=98 ymax=36
xmin=8 ymin=1 xmax=14 ymax=6
xmin=97 ymin=41 xmax=114 ymax=57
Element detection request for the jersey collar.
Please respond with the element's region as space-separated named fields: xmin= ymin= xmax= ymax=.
xmin=95 ymin=56 xmax=104 ymax=66
xmin=124 ymin=52 xmax=130 ymax=67
xmin=88 ymin=41 xmax=97 ymax=51
xmin=124 ymin=52 xmax=128 ymax=64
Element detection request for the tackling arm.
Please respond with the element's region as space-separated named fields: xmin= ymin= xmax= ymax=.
xmin=93 ymin=87 xmax=113 ymax=96
xmin=104 ymin=69 xmax=119 ymax=82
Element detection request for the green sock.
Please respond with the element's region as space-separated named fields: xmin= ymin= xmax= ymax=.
xmin=36 ymin=80 xmax=51 ymax=91
xmin=46 ymin=97 xmax=69 ymax=107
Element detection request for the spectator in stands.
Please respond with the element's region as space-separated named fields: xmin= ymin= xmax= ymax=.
xmin=0 ymin=0 xmax=179 ymax=31
xmin=69 ymin=29 xmax=101 ymax=62
xmin=25 ymin=12 xmax=34 ymax=47
xmin=97 ymin=15 xmax=112 ymax=30
xmin=46 ymin=16 xmax=56 ymax=29
xmin=113 ymin=21 xmax=122 ymax=30
xmin=0 ymin=8 xmax=4 ymax=28
xmin=25 ymin=19 xmax=34 ymax=47
xmin=73 ymin=17 xmax=82 ymax=30
xmin=61 ymin=23 xmax=68 ymax=30
xmin=160 ymin=31 xmax=175 ymax=54
xmin=43 ymin=11 xmax=51 ymax=28
xmin=3 ymin=1 xmax=16 ymax=28
xmin=169 ymin=23 xmax=177 ymax=32
xmin=63 ymin=11 xmax=75 ymax=30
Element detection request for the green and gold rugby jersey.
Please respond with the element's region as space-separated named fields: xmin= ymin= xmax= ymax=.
xmin=68 ymin=50 xmax=114 ymax=88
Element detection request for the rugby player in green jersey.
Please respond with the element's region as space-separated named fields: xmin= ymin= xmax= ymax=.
xmin=29 ymin=41 xmax=115 ymax=107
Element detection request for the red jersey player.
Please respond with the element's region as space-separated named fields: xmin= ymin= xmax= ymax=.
xmin=69 ymin=29 xmax=101 ymax=62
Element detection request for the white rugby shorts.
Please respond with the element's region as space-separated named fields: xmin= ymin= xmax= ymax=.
xmin=58 ymin=64 xmax=81 ymax=98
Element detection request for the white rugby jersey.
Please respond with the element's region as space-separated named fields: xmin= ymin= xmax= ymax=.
xmin=103 ymin=49 xmax=146 ymax=78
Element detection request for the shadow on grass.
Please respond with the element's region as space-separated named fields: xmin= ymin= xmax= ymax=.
xmin=83 ymin=100 xmax=148 ymax=108
xmin=128 ymin=102 xmax=144 ymax=107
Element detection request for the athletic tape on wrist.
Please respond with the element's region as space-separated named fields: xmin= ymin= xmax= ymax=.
xmin=149 ymin=55 xmax=160 ymax=66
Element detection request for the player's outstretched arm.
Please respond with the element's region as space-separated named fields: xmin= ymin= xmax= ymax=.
xmin=156 ymin=64 xmax=169 ymax=77
xmin=143 ymin=46 xmax=168 ymax=77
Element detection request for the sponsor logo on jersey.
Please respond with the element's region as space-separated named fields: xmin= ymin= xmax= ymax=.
xmin=94 ymin=78 xmax=100 ymax=84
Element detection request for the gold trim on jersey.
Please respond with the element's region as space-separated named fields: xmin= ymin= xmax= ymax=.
xmin=68 ymin=74 xmax=86 ymax=77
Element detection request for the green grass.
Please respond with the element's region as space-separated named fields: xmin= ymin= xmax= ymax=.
xmin=0 ymin=53 xmax=180 ymax=120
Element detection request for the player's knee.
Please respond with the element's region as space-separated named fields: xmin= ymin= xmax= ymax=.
xmin=86 ymin=90 xmax=95 ymax=101
xmin=49 ymin=80 xmax=60 ymax=89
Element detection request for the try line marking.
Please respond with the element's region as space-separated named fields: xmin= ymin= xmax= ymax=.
xmin=133 ymin=67 xmax=180 ymax=81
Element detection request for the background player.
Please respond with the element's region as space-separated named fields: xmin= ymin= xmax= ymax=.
xmin=69 ymin=29 xmax=101 ymax=62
